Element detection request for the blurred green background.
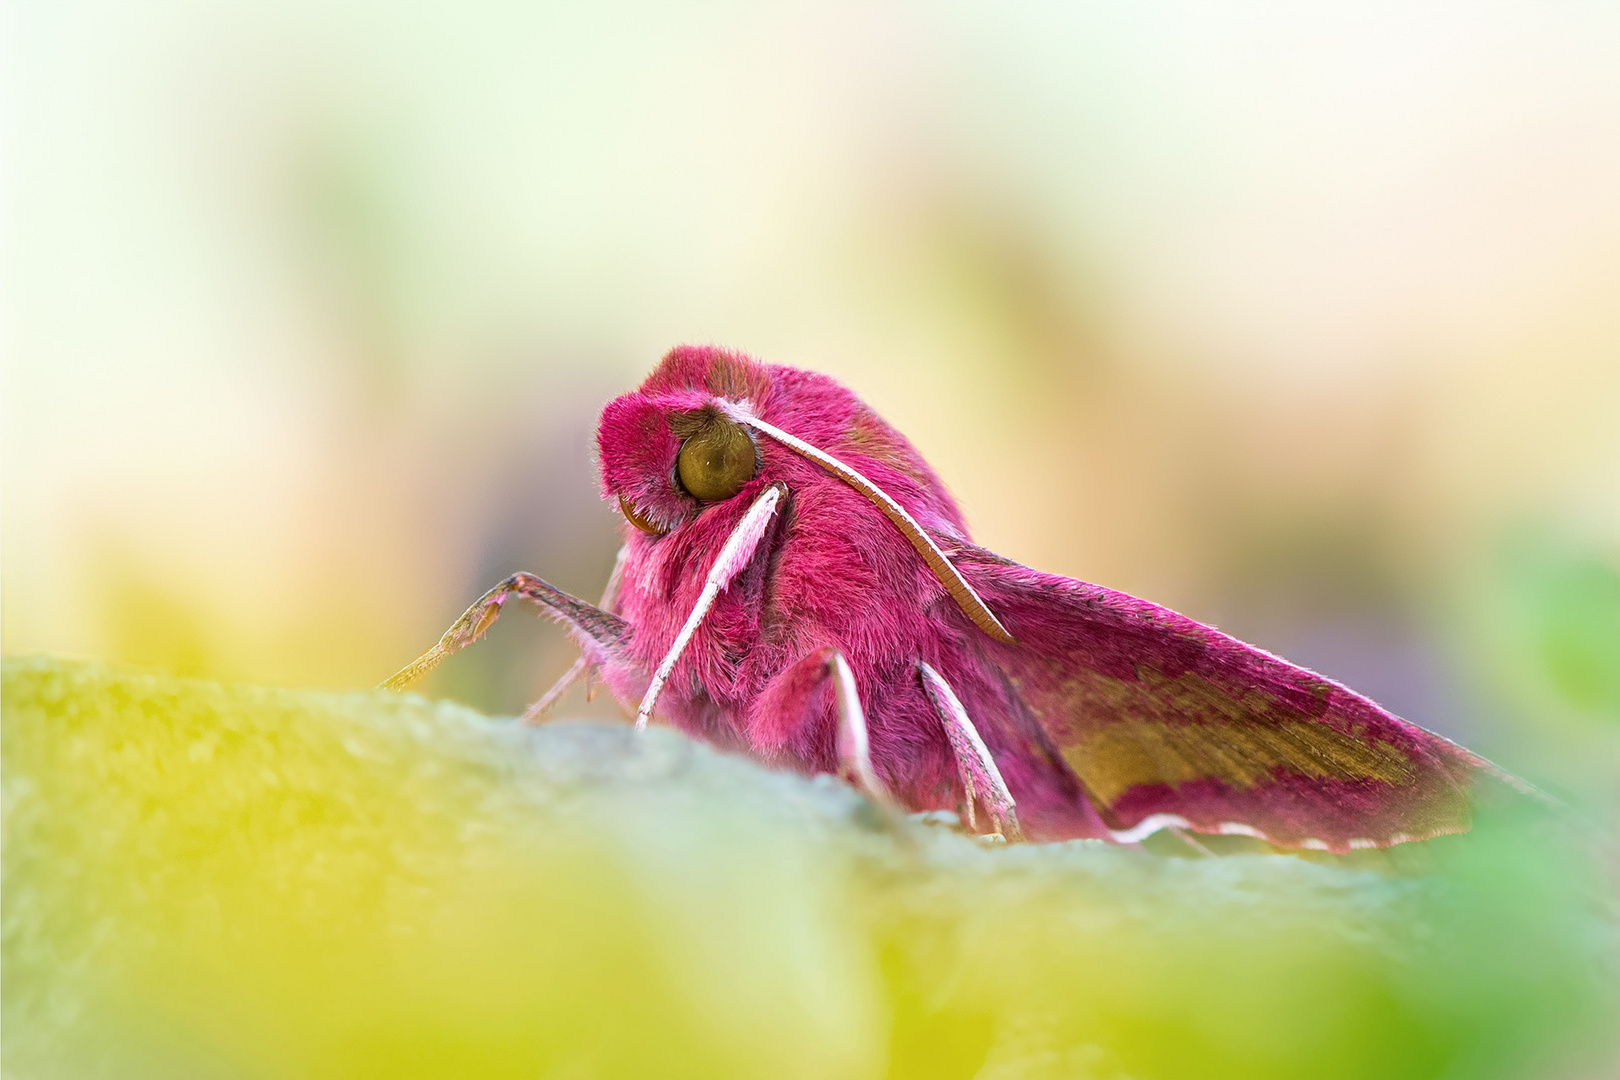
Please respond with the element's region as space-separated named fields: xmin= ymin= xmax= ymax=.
xmin=3 ymin=3 xmax=1617 ymax=817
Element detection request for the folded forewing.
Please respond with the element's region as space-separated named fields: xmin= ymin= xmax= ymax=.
xmin=954 ymin=547 xmax=1481 ymax=852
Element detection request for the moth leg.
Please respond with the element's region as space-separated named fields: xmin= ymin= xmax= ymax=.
xmin=516 ymin=546 xmax=630 ymax=725
xmin=636 ymin=485 xmax=783 ymax=729
xmin=1168 ymin=826 xmax=1214 ymax=857
xmin=917 ymin=662 xmax=1022 ymax=841
xmin=829 ymin=652 xmax=901 ymax=812
xmin=746 ymin=647 xmax=899 ymax=812
xmin=380 ymin=573 xmax=629 ymax=693
xmin=517 ymin=655 xmax=590 ymax=725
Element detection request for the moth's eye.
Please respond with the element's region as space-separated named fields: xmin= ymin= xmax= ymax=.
xmin=676 ymin=418 xmax=757 ymax=502
xmin=618 ymin=495 xmax=667 ymax=535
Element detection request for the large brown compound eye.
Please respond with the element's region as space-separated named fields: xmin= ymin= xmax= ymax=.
xmin=676 ymin=418 xmax=757 ymax=502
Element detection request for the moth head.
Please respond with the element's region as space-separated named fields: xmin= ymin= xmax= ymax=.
xmin=597 ymin=383 xmax=768 ymax=536
xmin=598 ymin=345 xmax=1012 ymax=640
xmin=597 ymin=344 xmax=964 ymax=541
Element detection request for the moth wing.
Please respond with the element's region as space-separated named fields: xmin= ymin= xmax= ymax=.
xmin=954 ymin=546 xmax=1484 ymax=852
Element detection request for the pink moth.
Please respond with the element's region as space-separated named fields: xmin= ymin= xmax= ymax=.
xmin=384 ymin=345 xmax=1524 ymax=853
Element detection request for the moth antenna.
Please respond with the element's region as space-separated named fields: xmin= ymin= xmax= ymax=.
xmin=635 ymin=484 xmax=783 ymax=731
xmin=719 ymin=403 xmax=1015 ymax=645
xmin=599 ymin=543 xmax=629 ymax=615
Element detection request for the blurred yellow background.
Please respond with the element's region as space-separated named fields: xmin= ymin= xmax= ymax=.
xmin=4 ymin=3 xmax=1617 ymax=814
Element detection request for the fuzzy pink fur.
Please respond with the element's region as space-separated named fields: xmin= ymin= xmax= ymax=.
xmin=591 ymin=345 xmax=1485 ymax=851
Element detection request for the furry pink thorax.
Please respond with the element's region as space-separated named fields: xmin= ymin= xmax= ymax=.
xmin=594 ymin=346 xmax=1049 ymax=822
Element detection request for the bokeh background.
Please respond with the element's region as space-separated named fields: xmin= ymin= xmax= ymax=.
xmin=4 ymin=2 xmax=1618 ymax=822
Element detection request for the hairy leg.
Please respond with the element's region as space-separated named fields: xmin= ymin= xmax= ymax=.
xmin=747 ymin=646 xmax=899 ymax=812
xmin=517 ymin=546 xmax=630 ymax=725
xmin=829 ymin=653 xmax=898 ymax=811
xmin=635 ymin=485 xmax=782 ymax=729
xmin=380 ymin=574 xmax=630 ymax=693
xmin=517 ymin=655 xmax=590 ymax=725
xmin=918 ymin=662 xmax=1022 ymax=841
xmin=1168 ymin=827 xmax=1215 ymax=857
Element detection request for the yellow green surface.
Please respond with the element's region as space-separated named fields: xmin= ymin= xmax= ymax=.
xmin=3 ymin=657 xmax=1615 ymax=1079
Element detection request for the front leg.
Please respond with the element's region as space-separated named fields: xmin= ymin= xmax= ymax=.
xmin=517 ymin=546 xmax=631 ymax=724
xmin=380 ymin=574 xmax=630 ymax=692
xmin=516 ymin=654 xmax=591 ymax=725
xmin=747 ymin=647 xmax=899 ymax=812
